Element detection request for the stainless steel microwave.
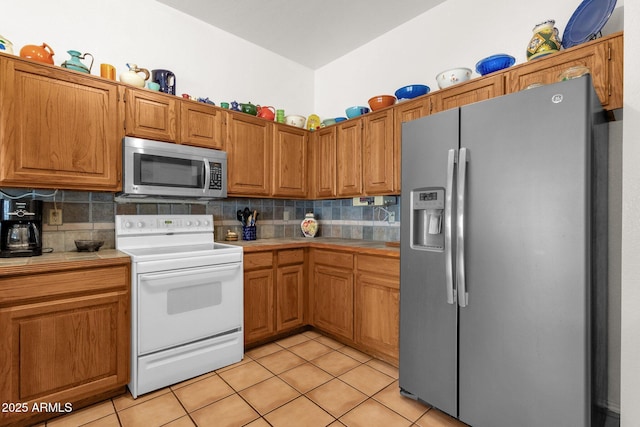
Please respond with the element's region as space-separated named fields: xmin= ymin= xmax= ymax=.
xmin=119 ymin=137 xmax=227 ymax=199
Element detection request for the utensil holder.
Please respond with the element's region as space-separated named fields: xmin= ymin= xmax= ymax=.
xmin=242 ymin=225 xmax=256 ymax=241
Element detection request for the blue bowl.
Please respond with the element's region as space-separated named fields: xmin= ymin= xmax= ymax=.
xmin=334 ymin=117 xmax=347 ymax=123
xmin=475 ymin=54 xmax=515 ymax=76
xmin=345 ymin=106 xmax=369 ymax=119
xmin=394 ymin=84 xmax=430 ymax=100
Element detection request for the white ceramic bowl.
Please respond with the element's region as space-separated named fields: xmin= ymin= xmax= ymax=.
xmin=284 ymin=115 xmax=306 ymax=128
xmin=436 ymin=67 xmax=472 ymax=89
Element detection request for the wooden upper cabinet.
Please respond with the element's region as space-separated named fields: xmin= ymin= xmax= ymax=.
xmin=363 ymin=109 xmax=395 ymax=195
xmin=180 ymin=101 xmax=225 ymax=150
xmin=226 ymin=112 xmax=273 ymax=197
xmin=124 ymin=88 xmax=179 ymax=142
xmin=311 ymin=126 xmax=337 ymax=199
xmin=506 ymin=32 xmax=623 ymax=110
xmin=272 ymin=125 xmax=308 ymax=198
xmin=394 ymin=96 xmax=432 ymax=193
xmin=336 ymin=119 xmax=363 ymax=197
xmin=433 ymin=73 xmax=505 ymax=113
xmin=0 ymin=54 xmax=122 ymax=191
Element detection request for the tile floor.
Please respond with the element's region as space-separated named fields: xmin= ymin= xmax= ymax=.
xmin=39 ymin=331 xmax=466 ymax=427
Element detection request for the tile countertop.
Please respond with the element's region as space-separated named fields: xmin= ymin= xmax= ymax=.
xmin=222 ymin=237 xmax=400 ymax=258
xmin=0 ymin=249 xmax=130 ymax=276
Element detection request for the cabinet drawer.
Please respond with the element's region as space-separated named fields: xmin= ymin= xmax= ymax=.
xmin=278 ymin=248 xmax=304 ymax=266
xmin=313 ymin=249 xmax=353 ymax=269
xmin=357 ymin=254 xmax=399 ymax=278
xmin=244 ymin=251 xmax=274 ymax=270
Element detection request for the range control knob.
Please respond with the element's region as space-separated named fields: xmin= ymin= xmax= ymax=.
xmin=124 ymin=221 xmax=132 ymax=228
xmin=137 ymin=221 xmax=144 ymax=228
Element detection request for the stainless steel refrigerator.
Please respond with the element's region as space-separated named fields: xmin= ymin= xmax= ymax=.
xmin=399 ymin=76 xmax=609 ymax=427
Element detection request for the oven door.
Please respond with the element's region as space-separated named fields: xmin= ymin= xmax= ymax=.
xmin=137 ymin=261 xmax=242 ymax=355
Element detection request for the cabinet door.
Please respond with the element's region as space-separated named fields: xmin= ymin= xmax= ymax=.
xmin=363 ymin=109 xmax=395 ymax=195
xmin=227 ymin=113 xmax=273 ymax=197
xmin=244 ymin=268 xmax=275 ymax=344
xmin=0 ymin=291 xmax=129 ymax=425
xmin=276 ymin=264 xmax=305 ymax=331
xmin=0 ymin=56 xmax=121 ymax=191
xmin=125 ymin=88 xmax=179 ymax=142
xmin=336 ymin=119 xmax=363 ymax=197
xmin=312 ymin=126 xmax=337 ymax=199
xmin=273 ymin=125 xmax=308 ymax=198
xmin=433 ymin=74 xmax=505 ymax=113
xmin=180 ymin=101 xmax=225 ymax=149
xmin=312 ymin=264 xmax=354 ymax=340
xmin=394 ymin=97 xmax=432 ymax=193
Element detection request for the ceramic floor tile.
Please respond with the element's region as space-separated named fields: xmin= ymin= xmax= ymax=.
xmin=306 ymin=378 xmax=367 ymax=418
xmin=340 ymin=399 xmax=412 ymax=427
xmin=245 ymin=418 xmax=272 ymax=427
xmin=288 ymin=339 xmax=333 ymax=360
xmin=118 ymin=392 xmax=187 ymax=427
xmin=217 ymin=360 xmax=274 ymax=391
xmin=366 ymin=358 xmax=399 ymax=379
xmin=372 ymin=381 xmax=429 ymax=422
xmin=414 ymin=408 xmax=467 ymax=427
xmin=112 ymin=387 xmax=171 ymax=412
xmin=245 ymin=342 xmax=282 ymax=359
xmin=47 ymin=401 xmax=115 ymax=426
xmin=337 ymin=346 xmax=373 ymax=363
xmin=276 ymin=333 xmax=311 ymax=348
xmin=173 ymin=374 xmax=236 ymax=412
xmin=314 ymin=335 xmax=345 ymax=349
xmin=190 ymin=394 xmax=260 ymax=427
xmin=83 ymin=413 xmax=121 ymax=427
xmin=278 ymin=362 xmax=334 ymax=393
xmin=163 ymin=415 xmax=197 ymax=427
xmin=254 ymin=349 xmax=306 ymax=374
xmin=329 ymin=422 xmax=347 ymax=427
xmin=239 ymin=376 xmax=301 ymax=414
xmin=302 ymin=330 xmax=323 ymax=339
xmin=264 ymin=396 xmax=335 ymax=427
xmin=311 ymin=350 xmax=362 ymax=376
xmin=214 ymin=355 xmax=252 ymax=373
xmin=339 ymin=364 xmax=395 ymax=396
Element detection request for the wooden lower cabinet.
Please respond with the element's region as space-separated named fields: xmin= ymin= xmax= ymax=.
xmin=243 ymin=249 xmax=306 ymax=346
xmin=0 ymin=259 xmax=130 ymax=427
xmin=355 ymin=254 xmax=400 ymax=363
xmin=310 ymin=250 xmax=354 ymax=340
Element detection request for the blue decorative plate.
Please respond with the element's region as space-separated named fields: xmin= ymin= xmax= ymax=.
xmin=475 ymin=54 xmax=516 ymax=76
xmin=562 ymin=0 xmax=617 ymax=49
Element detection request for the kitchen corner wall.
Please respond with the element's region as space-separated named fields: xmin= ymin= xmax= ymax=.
xmin=14 ymin=190 xmax=400 ymax=252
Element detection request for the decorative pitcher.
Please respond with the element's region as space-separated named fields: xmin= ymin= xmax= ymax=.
xmin=61 ymin=50 xmax=94 ymax=74
xmin=19 ymin=42 xmax=55 ymax=64
xmin=527 ymin=20 xmax=561 ymax=61
xmin=119 ymin=63 xmax=150 ymax=88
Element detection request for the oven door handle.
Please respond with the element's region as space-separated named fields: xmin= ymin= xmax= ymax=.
xmin=139 ymin=264 xmax=241 ymax=288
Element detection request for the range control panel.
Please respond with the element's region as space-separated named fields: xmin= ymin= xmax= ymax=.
xmin=116 ymin=215 xmax=213 ymax=235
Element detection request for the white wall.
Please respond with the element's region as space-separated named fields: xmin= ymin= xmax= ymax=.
xmin=2 ymin=0 xmax=314 ymax=118
xmin=621 ymin=0 xmax=640 ymax=424
xmin=314 ymin=0 xmax=623 ymax=119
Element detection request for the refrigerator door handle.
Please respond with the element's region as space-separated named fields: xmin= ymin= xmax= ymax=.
xmin=445 ymin=149 xmax=456 ymax=305
xmin=457 ymin=147 xmax=469 ymax=307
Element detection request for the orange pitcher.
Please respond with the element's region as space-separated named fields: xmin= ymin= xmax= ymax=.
xmin=19 ymin=43 xmax=55 ymax=64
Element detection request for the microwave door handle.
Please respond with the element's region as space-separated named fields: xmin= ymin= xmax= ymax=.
xmin=203 ymin=159 xmax=211 ymax=193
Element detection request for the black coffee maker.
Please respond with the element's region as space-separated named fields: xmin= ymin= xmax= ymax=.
xmin=0 ymin=200 xmax=43 ymax=257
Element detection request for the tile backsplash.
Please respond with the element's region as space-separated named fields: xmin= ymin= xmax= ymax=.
xmin=1 ymin=189 xmax=401 ymax=252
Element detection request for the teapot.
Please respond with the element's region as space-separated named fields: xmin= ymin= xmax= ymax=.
xmin=19 ymin=42 xmax=54 ymax=64
xmin=257 ymin=105 xmax=275 ymax=121
xmin=240 ymin=102 xmax=258 ymax=116
xmin=61 ymin=50 xmax=93 ymax=74
xmin=230 ymin=101 xmax=240 ymax=112
xmin=119 ymin=63 xmax=150 ymax=88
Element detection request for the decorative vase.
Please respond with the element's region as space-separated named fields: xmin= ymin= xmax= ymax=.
xmin=0 ymin=35 xmax=14 ymax=54
xmin=300 ymin=212 xmax=318 ymax=238
xmin=527 ymin=20 xmax=561 ymax=61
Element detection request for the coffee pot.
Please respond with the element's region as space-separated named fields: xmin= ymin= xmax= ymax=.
xmin=151 ymin=69 xmax=176 ymax=95
xmin=0 ymin=200 xmax=43 ymax=257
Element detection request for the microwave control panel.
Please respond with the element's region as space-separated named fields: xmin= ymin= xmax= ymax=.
xmin=209 ymin=162 xmax=223 ymax=190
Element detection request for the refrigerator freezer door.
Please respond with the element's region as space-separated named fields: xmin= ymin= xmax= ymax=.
xmin=400 ymin=108 xmax=459 ymax=417
xmin=457 ymin=78 xmax=594 ymax=427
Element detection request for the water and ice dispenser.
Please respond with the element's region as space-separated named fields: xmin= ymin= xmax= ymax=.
xmin=410 ymin=188 xmax=445 ymax=252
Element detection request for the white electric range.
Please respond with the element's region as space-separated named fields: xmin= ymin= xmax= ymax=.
xmin=115 ymin=214 xmax=244 ymax=398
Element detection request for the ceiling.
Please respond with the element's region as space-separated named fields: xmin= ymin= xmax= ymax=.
xmin=156 ymin=0 xmax=445 ymax=69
